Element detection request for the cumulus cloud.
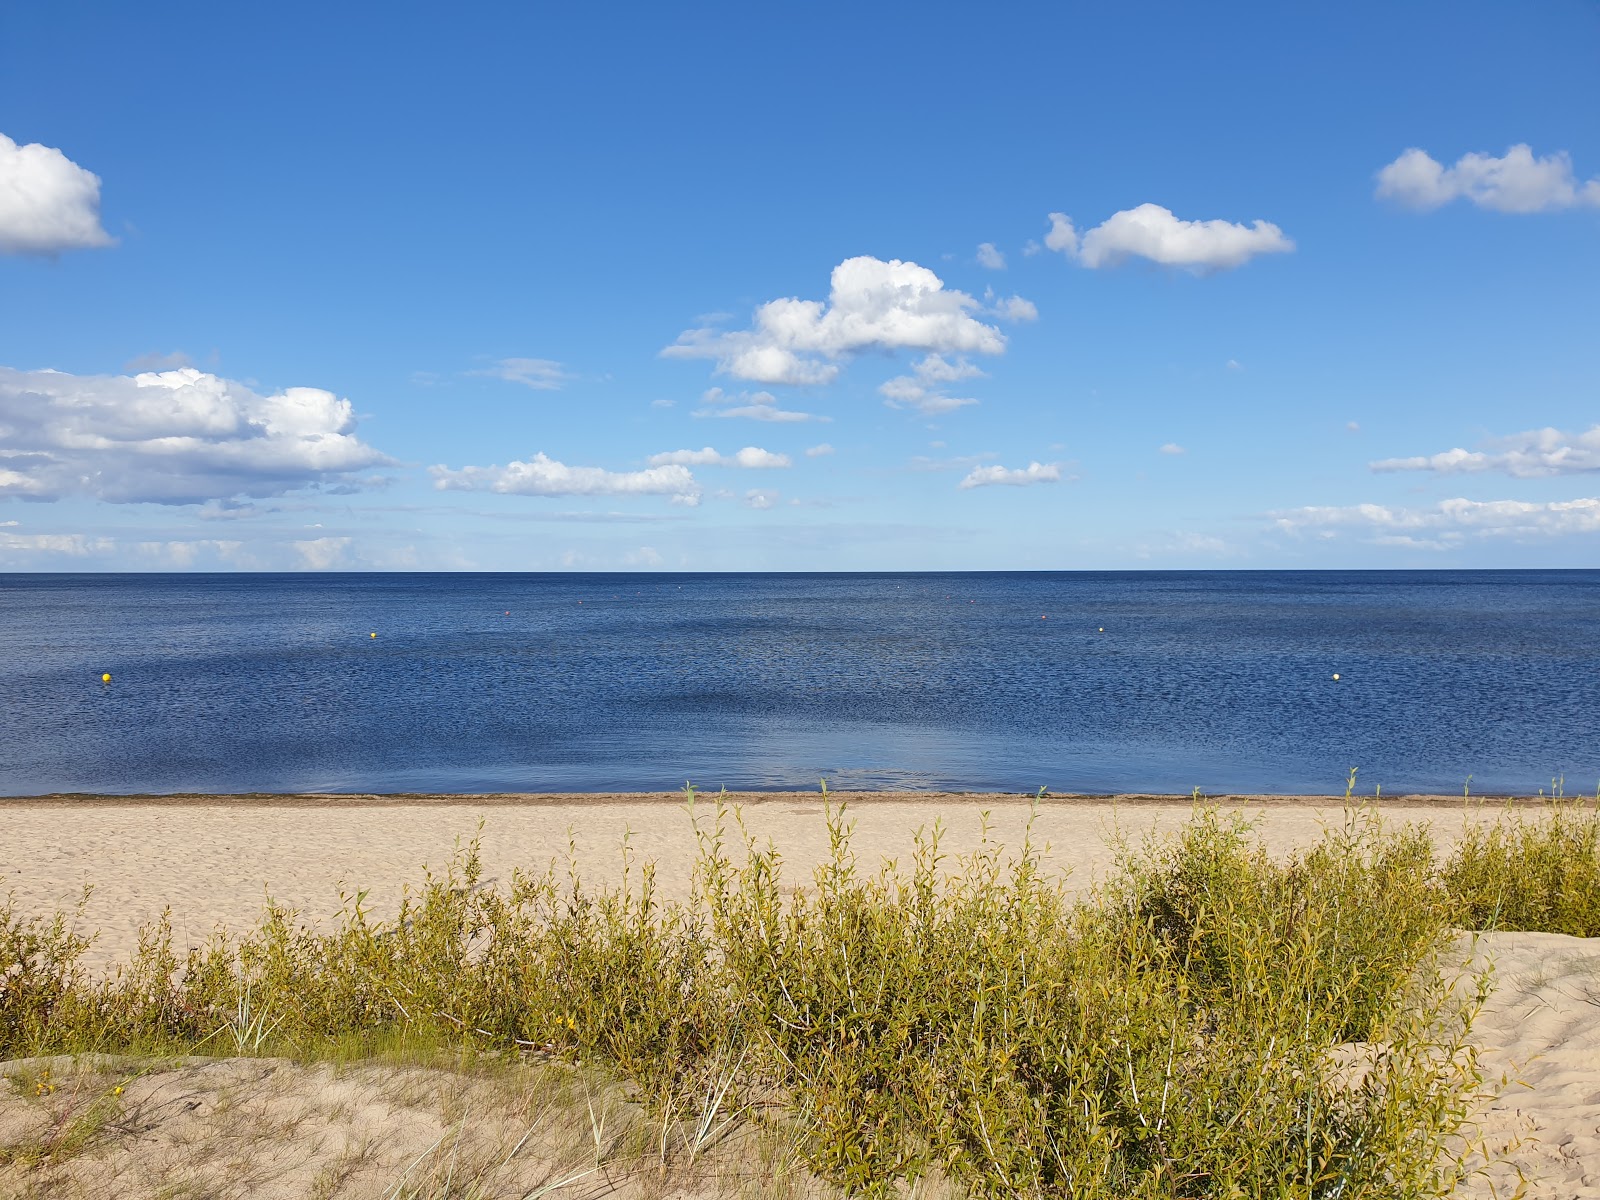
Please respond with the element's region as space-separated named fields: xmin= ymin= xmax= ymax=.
xmin=293 ymin=536 xmax=353 ymax=570
xmin=693 ymin=388 xmax=828 ymax=422
xmin=647 ymin=446 xmax=791 ymax=468
xmin=880 ymin=354 xmax=985 ymax=417
xmin=983 ymin=288 xmax=1037 ymax=321
xmin=958 ymin=461 xmax=1062 ymax=489
xmin=1371 ymin=425 xmax=1600 ymax=478
xmin=430 ymin=452 xmax=701 ymax=505
xmin=976 ymin=242 xmax=1006 ymax=269
xmin=744 ymin=489 xmax=779 ymax=510
xmin=1044 ymin=204 xmax=1293 ymax=272
xmin=0 ymin=133 xmax=114 ymax=255
xmin=664 ymin=256 xmax=1010 ymax=386
xmin=0 ymin=365 xmax=393 ymax=504
xmin=1271 ymin=497 xmax=1600 ymax=543
xmin=0 ymin=529 xmax=115 ymax=557
xmin=1375 ymin=145 xmax=1600 ymax=213
xmin=467 ymin=357 xmax=571 ymax=389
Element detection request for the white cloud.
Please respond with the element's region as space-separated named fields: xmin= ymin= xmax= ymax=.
xmin=744 ymin=489 xmax=779 ymax=510
xmin=1375 ymin=145 xmax=1600 ymax=213
xmin=1044 ymin=213 xmax=1079 ymax=256
xmin=1272 ymin=497 xmax=1600 ymax=541
xmin=622 ymin=546 xmax=663 ymax=567
xmin=1371 ymin=425 xmax=1600 ymax=478
xmin=692 ymin=387 xmax=828 ymax=423
xmin=135 ymin=539 xmax=246 ymax=567
xmin=983 ymin=289 xmax=1038 ymax=321
xmin=468 ymin=357 xmax=571 ymax=389
xmin=1045 ymin=204 xmax=1294 ymax=272
xmin=958 ymin=461 xmax=1062 ymax=489
xmin=650 ymin=398 xmax=675 ymax=409
xmin=976 ymin=242 xmax=1006 ymax=269
xmin=0 ymin=132 xmax=114 ymax=255
xmin=647 ymin=446 xmax=791 ymax=468
xmin=880 ymin=354 xmax=985 ymax=417
xmin=0 ymin=529 xmax=115 ymax=557
xmin=1159 ymin=442 xmax=1186 ymax=455
xmin=804 ymin=442 xmax=835 ymax=457
xmin=0 ymin=365 xmax=393 ymax=504
xmin=1226 ymin=359 xmax=1242 ymax=371
xmin=430 ymin=452 xmax=701 ymax=505
xmin=292 ymin=536 xmax=353 ymax=570
xmin=664 ymin=256 xmax=1008 ymax=386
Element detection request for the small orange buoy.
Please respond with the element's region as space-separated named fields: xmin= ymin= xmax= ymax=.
xmin=1041 ymin=615 xmax=1047 ymax=620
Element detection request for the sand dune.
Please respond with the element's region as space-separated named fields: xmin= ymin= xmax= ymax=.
xmin=1461 ymin=931 xmax=1600 ymax=1199
xmin=3 ymin=793 xmax=1596 ymax=1197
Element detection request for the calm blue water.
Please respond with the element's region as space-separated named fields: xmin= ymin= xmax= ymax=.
xmin=1 ymin=572 xmax=1597 ymax=797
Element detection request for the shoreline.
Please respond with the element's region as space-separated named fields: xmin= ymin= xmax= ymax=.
xmin=0 ymin=788 xmax=1554 ymax=808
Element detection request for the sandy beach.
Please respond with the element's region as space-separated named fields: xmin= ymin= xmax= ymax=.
xmin=3 ymin=792 xmax=1597 ymax=1197
xmin=0 ymin=790 xmax=1531 ymax=972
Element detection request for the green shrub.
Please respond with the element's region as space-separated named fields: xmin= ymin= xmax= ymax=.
xmin=1 ymin=796 xmax=1498 ymax=1198
xmin=1442 ymin=800 xmax=1600 ymax=936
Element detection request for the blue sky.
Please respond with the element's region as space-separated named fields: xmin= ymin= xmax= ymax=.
xmin=2 ymin=0 xmax=1597 ymax=571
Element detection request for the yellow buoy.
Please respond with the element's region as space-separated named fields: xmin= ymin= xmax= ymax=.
xmin=1098 ymin=627 xmax=1104 ymax=632
xmin=1332 ymin=673 xmax=1341 ymax=681
xmin=370 ymin=632 xmax=377 ymax=638
xmin=101 ymin=673 xmax=111 ymax=683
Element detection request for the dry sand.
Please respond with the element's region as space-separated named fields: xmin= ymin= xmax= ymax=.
xmin=2 ymin=792 xmax=1597 ymax=1198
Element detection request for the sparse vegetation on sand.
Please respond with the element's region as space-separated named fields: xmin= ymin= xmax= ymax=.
xmin=3 ymin=789 xmax=1599 ymax=1197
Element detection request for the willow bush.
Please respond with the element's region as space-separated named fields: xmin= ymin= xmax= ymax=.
xmin=13 ymin=788 xmax=1598 ymax=1196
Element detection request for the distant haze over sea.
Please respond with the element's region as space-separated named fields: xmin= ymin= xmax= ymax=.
xmin=2 ymin=571 xmax=1596 ymax=798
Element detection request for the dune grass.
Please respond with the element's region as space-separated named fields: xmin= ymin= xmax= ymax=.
xmin=3 ymin=789 xmax=1599 ymax=1197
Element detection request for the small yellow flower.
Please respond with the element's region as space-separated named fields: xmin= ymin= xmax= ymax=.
xmin=112 ymin=1086 xmax=124 ymax=1096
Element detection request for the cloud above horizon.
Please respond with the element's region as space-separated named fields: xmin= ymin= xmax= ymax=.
xmin=663 ymin=256 xmax=1019 ymax=386
xmin=0 ymin=133 xmax=114 ymax=255
xmin=430 ymin=452 xmax=701 ymax=504
xmin=1045 ymin=203 xmax=1293 ymax=272
xmin=0 ymin=365 xmax=393 ymax=504
xmin=1371 ymin=425 xmax=1600 ymax=478
xmin=1375 ymin=145 xmax=1600 ymax=213
xmin=1271 ymin=496 xmax=1600 ymax=547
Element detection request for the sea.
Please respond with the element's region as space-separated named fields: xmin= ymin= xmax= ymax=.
xmin=1 ymin=571 xmax=1597 ymax=798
